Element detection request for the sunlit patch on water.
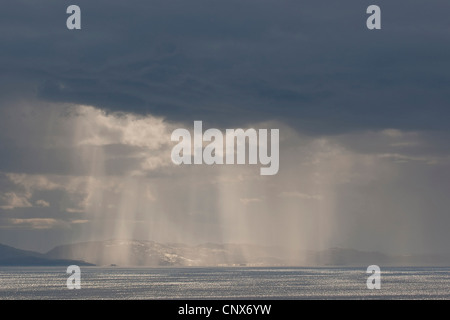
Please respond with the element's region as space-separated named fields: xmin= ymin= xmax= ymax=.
xmin=0 ymin=267 xmax=449 ymax=300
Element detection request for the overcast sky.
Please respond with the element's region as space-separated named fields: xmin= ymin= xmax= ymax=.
xmin=1 ymin=0 xmax=450 ymax=255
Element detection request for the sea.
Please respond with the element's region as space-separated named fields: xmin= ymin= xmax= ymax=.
xmin=0 ymin=267 xmax=449 ymax=300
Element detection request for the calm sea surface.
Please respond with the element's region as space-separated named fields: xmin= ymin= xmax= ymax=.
xmin=0 ymin=267 xmax=449 ymax=299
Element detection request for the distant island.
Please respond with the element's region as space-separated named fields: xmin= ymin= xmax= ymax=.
xmin=1 ymin=240 xmax=449 ymax=267
xmin=0 ymin=243 xmax=94 ymax=266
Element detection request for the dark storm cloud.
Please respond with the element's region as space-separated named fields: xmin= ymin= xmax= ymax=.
xmin=1 ymin=0 xmax=450 ymax=133
xmin=2 ymin=0 xmax=450 ymax=256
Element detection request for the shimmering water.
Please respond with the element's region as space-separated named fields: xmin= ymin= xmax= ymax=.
xmin=0 ymin=267 xmax=449 ymax=299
